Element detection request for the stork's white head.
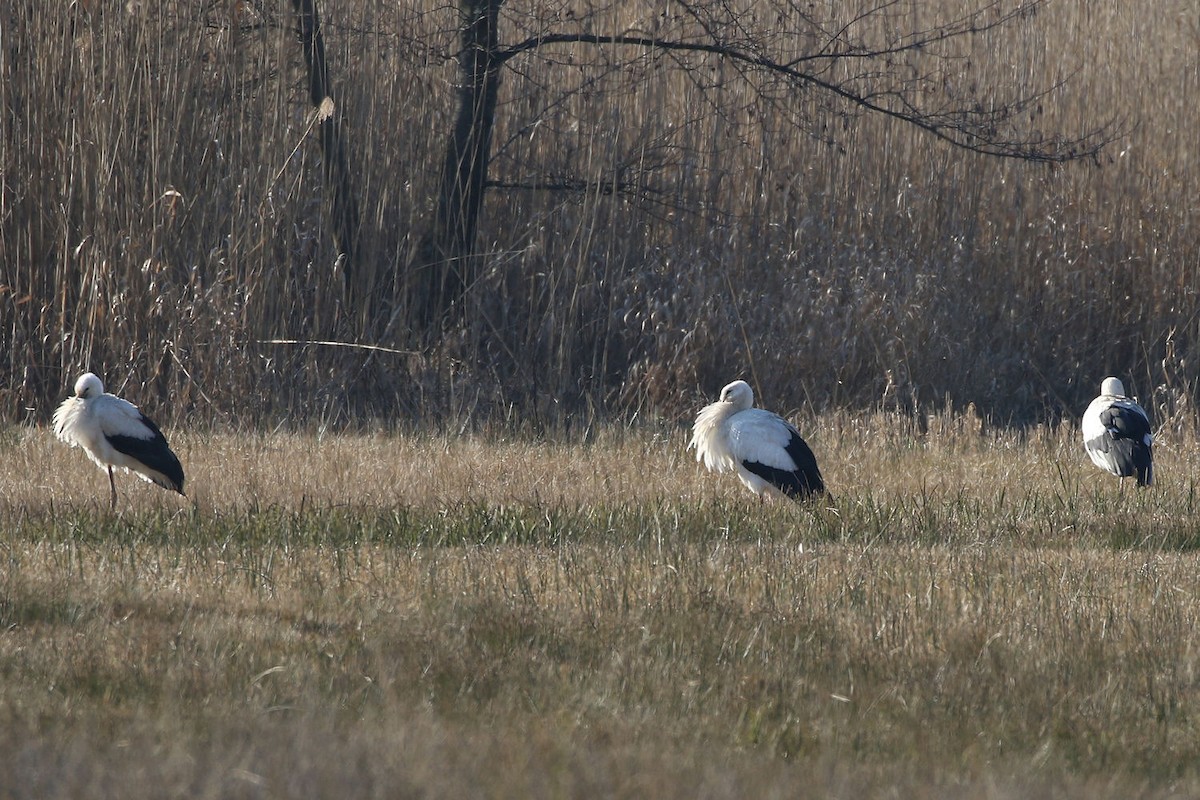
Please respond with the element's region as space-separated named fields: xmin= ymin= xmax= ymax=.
xmin=719 ymin=380 xmax=755 ymax=411
xmin=74 ymin=372 xmax=104 ymax=400
xmin=1100 ymin=376 xmax=1125 ymax=398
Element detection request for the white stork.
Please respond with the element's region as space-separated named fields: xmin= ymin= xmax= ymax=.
xmin=52 ymin=372 xmax=186 ymax=508
xmin=689 ymin=380 xmax=827 ymax=500
xmin=1082 ymin=376 xmax=1153 ymax=487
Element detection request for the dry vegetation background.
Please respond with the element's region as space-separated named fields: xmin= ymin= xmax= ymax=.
xmin=4 ymin=423 xmax=1200 ymax=797
xmin=4 ymin=1 xmax=1200 ymax=796
xmin=1 ymin=0 xmax=1197 ymax=427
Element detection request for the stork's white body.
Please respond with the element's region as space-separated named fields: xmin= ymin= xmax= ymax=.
xmin=53 ymin=373 xmax=185 ymax=507
xmin=690 ymin=380 xmax=826 ymax=500
xmin=1082 ymin=377 xmax=1153 ymax=487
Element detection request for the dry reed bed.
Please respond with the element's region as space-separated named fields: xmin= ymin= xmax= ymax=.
xmin=3 ymin=0 xmax=1198 ymax=423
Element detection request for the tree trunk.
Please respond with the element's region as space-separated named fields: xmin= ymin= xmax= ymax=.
xmin=292 ymin=0 xmax=359 ymax=290
xmin=414 ymin=0 xmax=503 ymax=323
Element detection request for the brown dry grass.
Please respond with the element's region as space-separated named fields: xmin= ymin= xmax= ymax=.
xmin=3 ymin=422 xmax=1200 ymax=797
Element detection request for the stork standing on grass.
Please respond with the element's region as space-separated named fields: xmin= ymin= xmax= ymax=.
xmin=1082 ymin=376 xmax=1153 ymax=487
xmin=690 ymin=380 xmax=827 ymax=500
xmin=53 ymin=372 xmax=186 ymax=508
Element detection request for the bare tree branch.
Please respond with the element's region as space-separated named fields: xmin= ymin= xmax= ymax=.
xmin=494 ymin=0 xmax=1121 ymax=163
xmin=414 ymin=0 xmax=1122 ymax=323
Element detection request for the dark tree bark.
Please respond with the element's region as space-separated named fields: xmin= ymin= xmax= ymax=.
xmin=413 ymin=0 xmax=503 ymax=323
xmin=292 ymin=0 xmax=359 ymax=289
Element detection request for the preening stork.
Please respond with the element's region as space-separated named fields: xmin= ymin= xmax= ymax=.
xmin=690 ymin=380 xmax=827 ymax=500
xmin=53 ymin=372 xmax=186 ymax=508
xmin=1082 ymin=377 xmax=1153 ymax=487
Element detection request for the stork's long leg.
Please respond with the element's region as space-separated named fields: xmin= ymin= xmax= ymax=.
xmin=108 ymin=465 xmax=117 ymax=510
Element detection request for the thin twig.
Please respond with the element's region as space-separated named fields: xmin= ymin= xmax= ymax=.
xmin=257 ymin=339 xmax=419 ymax=356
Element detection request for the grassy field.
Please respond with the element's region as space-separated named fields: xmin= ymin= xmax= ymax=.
xmin=3 ymin=420 xmax=1200 ymax=798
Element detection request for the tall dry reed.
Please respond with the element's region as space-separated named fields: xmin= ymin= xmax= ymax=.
xmin=2 ymin=0 xmax=1196 ymax=428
